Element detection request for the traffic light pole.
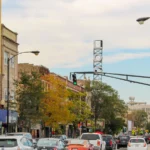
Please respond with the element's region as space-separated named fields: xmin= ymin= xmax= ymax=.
xmin=70 ymin=71 xmax=150 ymax=86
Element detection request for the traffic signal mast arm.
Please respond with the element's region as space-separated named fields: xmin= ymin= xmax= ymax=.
xmin=70 ymin=71 xmax=150 ymax=86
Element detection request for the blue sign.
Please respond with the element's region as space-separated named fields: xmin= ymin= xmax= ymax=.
xmin=0 ymin=109 xmax=18 ymax=123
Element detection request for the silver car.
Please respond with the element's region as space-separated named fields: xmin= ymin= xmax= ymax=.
xmin=6 ymin=132 xmax=33 ymax=142
xmin=0 ymin=135 xmax=34 ymax=150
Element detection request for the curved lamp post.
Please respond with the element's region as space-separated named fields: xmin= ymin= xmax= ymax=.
xmin=136 ymin=17 xmax=150 ymax=25
xmin=7 ymin=50 xmax=40 ymax=133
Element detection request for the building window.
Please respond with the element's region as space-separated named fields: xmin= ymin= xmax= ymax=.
xmin=4 ymin=51 xmax=8 ymax=65
xmin=4 ymin=88 xmax=7 ymax=101
xmin=10 ymin=55 xmax=15 ymax=68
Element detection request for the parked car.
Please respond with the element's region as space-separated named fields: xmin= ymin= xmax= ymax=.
xmin=127 ymin=137 xmax=148 ymax=150
xmin=36 ymin=138 xmax=65 ymax=150
xmin=143 ymin=134 xmax=150 ymax=144
xmin=52 ymin=135 xmax=67 ymax=141
xmin=102 ymin=135 xmax=116 ymax=150
xmin=80 ymin=133 xmax=106 ymax=150
xmin=6 ymin=132 xmax=33 ymax=143
xmin=66 ymin=139 xmax=94 ymax=150
xmin=116 ymin=135 xmax=130 ymax=149
xmin=0 ymin=135 xmax=35 ymax=149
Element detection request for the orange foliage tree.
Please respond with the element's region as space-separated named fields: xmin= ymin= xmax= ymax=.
xmin=41 ymin=74 xmax=75 ymax=128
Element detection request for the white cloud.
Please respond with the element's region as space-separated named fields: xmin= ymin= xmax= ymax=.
xmin=104 ymin=52 xmax=150 ymax=63
xmin=2 ymin=0 xmax=150 ymax=69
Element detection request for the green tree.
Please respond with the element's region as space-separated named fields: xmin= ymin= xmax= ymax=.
xmin=132 ymin=110 xmax=147 ymax=128
xmin=68 ymin=90 xmax=92 ymax=136
xmin=146 ymin=122 xmax=150 ymax=133
xmin=14 ymin=71 xmax=44 ymax=129
xmin=85 ymin=80 xmax=127 ymax=133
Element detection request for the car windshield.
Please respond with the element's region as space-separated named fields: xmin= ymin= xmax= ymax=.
xmin=102 ymin=136 xmax=112 ymax=141
xmin=0 ymin=139 xmax=18 ymax=147
xmin=37 ymin=139 xmax=58 ymax=146
xmin=81 ymin=134 xmax=99 ymax=140
xmin=68 ymin=140 xmax=85 ymax=145
xmin=130 ymin=139 xmax=144 ymax=143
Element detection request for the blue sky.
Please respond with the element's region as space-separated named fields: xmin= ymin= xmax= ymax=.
xmin=2 ymin=0 xmax=150 ymax=103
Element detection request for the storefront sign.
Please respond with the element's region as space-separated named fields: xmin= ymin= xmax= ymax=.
xmin=0 ymin=109 xmax=18 ymax=123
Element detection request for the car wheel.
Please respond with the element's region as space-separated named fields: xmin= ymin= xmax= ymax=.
xmin=117 ymin=145 xmax=119 ymax=149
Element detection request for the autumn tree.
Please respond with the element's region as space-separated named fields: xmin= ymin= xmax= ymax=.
xmin=15 ymin=71 xmax=44 ymax=129
xmin=41 ymin=74 xmax=75 ymax=129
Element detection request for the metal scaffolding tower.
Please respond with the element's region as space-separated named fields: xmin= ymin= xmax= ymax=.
xmin=93 ymin=40 xmax=103 ymax=81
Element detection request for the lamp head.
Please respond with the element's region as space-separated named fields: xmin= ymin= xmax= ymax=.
xmin=31 ymin=51 xmax=40 ymax=56
xmin=136 ymin=17 xmax=150 ymax=25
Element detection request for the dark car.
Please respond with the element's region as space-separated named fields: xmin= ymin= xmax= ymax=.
xmin=116 ymin=135 xmax=130 ymax=149
xmin=37 ymin=138 xmax=65 ymax=150
xmin=102 ymin=135 xmax=116 ymax=150
xmin=143 ymin=134 xmax=150 ymax=144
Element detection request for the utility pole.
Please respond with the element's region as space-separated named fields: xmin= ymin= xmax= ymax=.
xmin=0 ymin=0 xmax=1 ymax=74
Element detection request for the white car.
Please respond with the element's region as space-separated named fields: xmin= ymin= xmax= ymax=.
xmin=80 ymin=133 xmax=106 ymax=150
xmin=6 ymin=132 xmax=33 ymax=142
xmin=127 ymin=137 xmax=148 ymax=150
xmin=0 ymin=135 xmax=34 ymax=150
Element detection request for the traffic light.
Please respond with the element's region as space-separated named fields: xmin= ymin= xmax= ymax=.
xmin=72 ymin=73 xmax=77 ymax=85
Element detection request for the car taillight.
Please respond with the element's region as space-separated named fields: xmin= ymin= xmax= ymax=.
xmin=109 ymin=140 xmax=113 ymax=146
xmin=148 ymin=137 xmax=150 ymax=140
xmin=97 ymin=140 xmax=100 ymax=146
xmin=128 ymin=142 xmax=131 ymax=147
xmin=116 ymin=140 xmax=120 ymax=143
xmin=144 ymin=142 xmax=147 ymax=147
xmin=17 ymin=147 xmax=21 ymax=150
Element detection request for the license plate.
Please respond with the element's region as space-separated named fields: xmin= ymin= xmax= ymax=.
xmin=72 ymin=149 xmax=78 ymax=150
xmin=135 ymin=144 xmax=139 ymax=147
xmin=42 ymin=149 xmax=47 ymax=150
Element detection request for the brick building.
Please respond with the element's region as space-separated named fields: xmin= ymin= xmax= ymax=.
xmin=18 ymin=63 xmax=85 ymax=137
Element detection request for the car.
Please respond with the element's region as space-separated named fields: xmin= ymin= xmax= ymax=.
xmin=66 ymin=139 xmax=94 ymax=150
xmin=102 ymin=135 xmax=116 ymax=150
xmin=36 ymin=138 xmax=65 ymax=150
xmin=0 ymin=135 xmax=34 ymax=149
xmin=6 ymin=132 xmax=33 ymax=143
xmin=80 ymin=133 xmax=106 ymax=150
xmin=143 ymin=134 xmax=150 ymax=144
xmin=127 ymin=137 xmax=148 ymax=150
xmin=116 ymin=135 xmax=130 ymax=149
xmin=52 ymin=135 xmax=68 ymax=141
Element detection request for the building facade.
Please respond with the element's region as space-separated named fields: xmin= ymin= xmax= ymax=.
xmin=18 ymin=63 xmax=86 ymax=137
xmin=0 ymin=24 xmax=19 ymax=133
xmin=127 ymin=98 xmax=150 ymax=122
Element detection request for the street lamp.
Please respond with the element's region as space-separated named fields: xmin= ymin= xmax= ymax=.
xmin=136 ymin=17 xmax=150 ymax=25
xmin=7 ymin=50 xmax=40 ymax=133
